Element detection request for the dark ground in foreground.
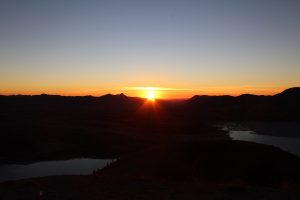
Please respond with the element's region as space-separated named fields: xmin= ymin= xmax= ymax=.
xmin=1 ymin=91 xmax=300 ymax=199
xmin=1 ymin=133 xmax=300 ymax=200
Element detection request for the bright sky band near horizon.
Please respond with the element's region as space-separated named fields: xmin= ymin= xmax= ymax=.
xmin=1 ymin=0 xmax=300 ymax=99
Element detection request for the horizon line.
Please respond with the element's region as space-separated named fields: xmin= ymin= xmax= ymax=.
xmin=1 ymin=86 xmax=297 ymax=100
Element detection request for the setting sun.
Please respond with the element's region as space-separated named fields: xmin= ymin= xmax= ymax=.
xmin=146 ymin=89 xmax=156 ymax=101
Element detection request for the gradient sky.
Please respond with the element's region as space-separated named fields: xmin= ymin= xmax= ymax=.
xmin=1 ymin=0 xmax=300 ymax=98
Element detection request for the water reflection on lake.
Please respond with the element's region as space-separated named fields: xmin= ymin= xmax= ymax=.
xmin=223 ymin=124 xmax=300 ymax=157
xmin=0 ymin=158 xmax=114 ymax=182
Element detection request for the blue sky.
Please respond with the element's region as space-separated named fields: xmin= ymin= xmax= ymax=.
xmin=1 ymin=0 xmax=300 ymax=97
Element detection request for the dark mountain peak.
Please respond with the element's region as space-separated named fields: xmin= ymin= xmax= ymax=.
xmin=186 ymin=95 xmax=235 ymax=107
xmin=276 ymin=87 xmax=300 ymax=97
xmin=238 ymin=94 xmax=257 ymax=98
xmin=187 ymin=95 xmax=211 ymax=104
xmin=101 ymin=93 xmax=113 ymax=98
xmin=237 ymin=94 xmax=262 ymax=100
xmin=119 ymin=93 xmax=126 ymax=97
xmin=189 ymin=95 xmax=201 ymax=101
xmin=100 ymin=93 xmax=127 ymax=98
xmin=99 ymin=93 xmax=129 ymax=104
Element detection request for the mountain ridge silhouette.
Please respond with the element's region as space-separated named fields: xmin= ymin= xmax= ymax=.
xmin=0 ymin=87 xmax=299 ymax=121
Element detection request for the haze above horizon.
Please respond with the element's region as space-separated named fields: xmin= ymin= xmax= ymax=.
xmin=1 ymin=0 xmax=300 ymax=99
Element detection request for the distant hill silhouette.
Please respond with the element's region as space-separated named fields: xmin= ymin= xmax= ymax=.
xmin=0 ymin=93 xmax=145 ymax=119
xmin=182 ymin=87 xmax=300 ymax=121
xmin=275 ymin=87 xmax=300 ymax=98
xmin=0 ymin=87 xmax=299 ymax=121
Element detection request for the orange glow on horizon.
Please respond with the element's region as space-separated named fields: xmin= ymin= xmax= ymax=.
xmin=125 ymin=86 xmax=286 ymax=99
xmin=0 ymin=86 xmax=290 ymax=99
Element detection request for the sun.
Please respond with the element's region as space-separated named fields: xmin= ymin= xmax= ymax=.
xmin=146 ymin=89 xmax=156 ymax=101
xmin=134 ymin=87 xmax=160 ymax=100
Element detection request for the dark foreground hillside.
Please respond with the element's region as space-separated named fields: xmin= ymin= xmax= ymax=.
xmin=1 ymin=140 xmax=300 ymax=200
xmin=0 ymin=87 xmax=300 ymax=199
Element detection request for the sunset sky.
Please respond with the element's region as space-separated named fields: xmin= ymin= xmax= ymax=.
xmin=1 ymin=0 xmax=300 ymax=99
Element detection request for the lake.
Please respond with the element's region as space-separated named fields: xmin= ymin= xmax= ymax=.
xmin=0 ymin=158 xmax=115 ymax=182
xmin=223 ymin=122 xmax=300 ymax=157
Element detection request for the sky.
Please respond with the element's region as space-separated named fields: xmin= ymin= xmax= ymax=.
xmin=0 ymin=0 xmax=300 ymax=98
